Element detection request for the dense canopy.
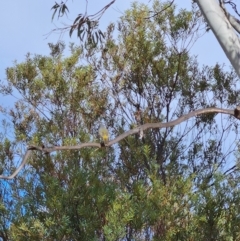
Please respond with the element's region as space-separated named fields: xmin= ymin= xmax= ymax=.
xmin=1 ymin=1 xmax=240 ymax=240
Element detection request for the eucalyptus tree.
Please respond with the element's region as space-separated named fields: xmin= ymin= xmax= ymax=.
xmin=1 ymin=1 xmax=240 ymax=240
xmin=50 ymin=0 xmax=240 ymax=77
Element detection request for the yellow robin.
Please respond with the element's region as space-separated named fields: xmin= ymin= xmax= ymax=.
xmin=98 ymin=124 xmax=109 ymax=144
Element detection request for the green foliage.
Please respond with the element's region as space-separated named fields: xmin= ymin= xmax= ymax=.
xmin=0 ymin=1 xmax=240 ymax=240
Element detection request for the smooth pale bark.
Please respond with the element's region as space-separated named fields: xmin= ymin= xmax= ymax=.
xmin=196 ymin=0 xmax=240 ymax=77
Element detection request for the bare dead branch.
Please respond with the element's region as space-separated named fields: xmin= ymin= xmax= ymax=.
xmin=223 ymin=0 xmax=240 ymax=17
xmin=145 ymin=0 xmax=175 ymax=20
xmin=219 ymin=0 xmax=240 ymax=34
xmin=0 ymin=150 xmax=32 ymax=180
xmin=0 ymin=107 xmax=238 ymax=180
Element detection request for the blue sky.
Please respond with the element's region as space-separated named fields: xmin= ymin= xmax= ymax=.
xmin=0 ymin=0 xmax=231 ymax=106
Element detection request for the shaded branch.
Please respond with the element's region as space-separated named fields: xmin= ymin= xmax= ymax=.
xmin=219 ymin=0 xmax=240 ymax=34
xmin=223 ymin=0 xmax=240 ymax=17
xmin=0 ymin=107 xmax=238 ymax=180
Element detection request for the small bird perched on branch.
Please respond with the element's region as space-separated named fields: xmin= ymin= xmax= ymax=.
xmin=134 ymin=104 xmax=143 ymax=126
xmin=98 ymin=124 xmax=109 ymax=146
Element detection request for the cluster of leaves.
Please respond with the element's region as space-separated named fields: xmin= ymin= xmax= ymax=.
xmin=51 ymin=0 xmax=115 ymax=46
xmin=1 ymin=1 xmax=240 ymax=240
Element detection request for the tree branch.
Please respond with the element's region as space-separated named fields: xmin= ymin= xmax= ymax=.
xmin=219 ymin=0 xmax=240 ymax=34
xmin=0 ymin=107 xmax=238 ymax=180
xmin=145 ymin=0 xmax=175 ymax=19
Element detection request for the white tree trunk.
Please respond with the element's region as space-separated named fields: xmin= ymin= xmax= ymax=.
xmin=196 ymin=0 xmax=240 ymax=77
